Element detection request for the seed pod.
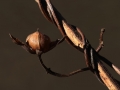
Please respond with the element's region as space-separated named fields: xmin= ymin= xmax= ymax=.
xmin=26 ymin=30 xmax=51 ymax=53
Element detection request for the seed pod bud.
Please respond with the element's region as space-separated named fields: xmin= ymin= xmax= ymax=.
xmin=26 ymin=30 xmax=51 ymax=53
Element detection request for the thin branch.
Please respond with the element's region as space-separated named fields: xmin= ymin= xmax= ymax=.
xmin=9 ymin=33 xmax=36 ymax=54
xmin=96 ymin=28 xmax=105 ymax=52
xmin=37 ymin=53 xmax=89 ymax=77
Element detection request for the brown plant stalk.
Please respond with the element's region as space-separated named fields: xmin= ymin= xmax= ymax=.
xmin=35 ymin=0 xmax=120 ymax=89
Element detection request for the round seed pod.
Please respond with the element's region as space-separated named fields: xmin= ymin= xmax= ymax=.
xmin=26 ymin=31 xmax=51 ymax=53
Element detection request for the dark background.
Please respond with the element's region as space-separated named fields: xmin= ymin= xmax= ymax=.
xmin=0 ymin=0 xmax=120 ymax=90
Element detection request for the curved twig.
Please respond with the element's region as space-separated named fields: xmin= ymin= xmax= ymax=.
xmin=37 ymin=53 xmax=89 ymax=77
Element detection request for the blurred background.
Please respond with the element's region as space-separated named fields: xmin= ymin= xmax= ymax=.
xmin=0 ymin=0 xmax=120 ymax=90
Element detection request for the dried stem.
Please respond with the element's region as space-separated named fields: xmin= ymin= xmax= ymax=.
xmin=35 ymin=0 xmax=120 ymax=89
xmin=95 ymin=29 xmax=120 ymax=75
xmin=37 ymin=53 xmax=89 ymax=77
xmin=9 ymin=33 xmax=36 ymax=54
xmin=99 ymin=55 xmax=120 ymax=75
xmin=96 ymin=28 xmax=105 ymax=52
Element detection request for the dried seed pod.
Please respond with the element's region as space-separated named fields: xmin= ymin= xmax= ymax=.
xmin=26 ymin=30 xmax=51 ymax=53
xmin=9 ymin=29 xmax=65 ymax=55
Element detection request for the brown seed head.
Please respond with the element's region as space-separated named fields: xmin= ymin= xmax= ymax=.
xmin=26 ymin=31 xmax=51 ymax=52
